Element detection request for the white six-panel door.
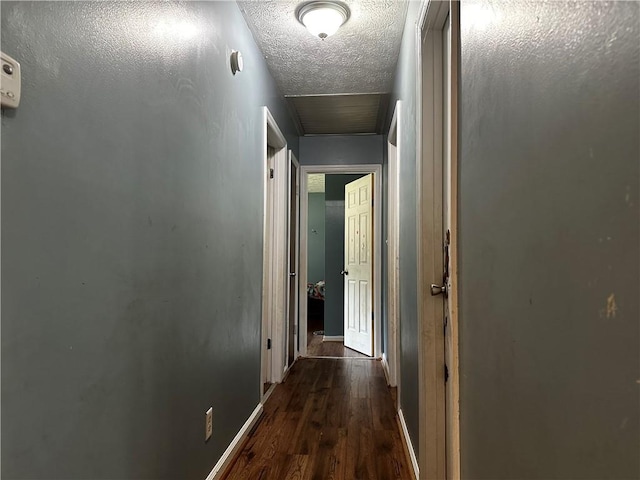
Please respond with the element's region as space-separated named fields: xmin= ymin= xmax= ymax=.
xmin=343 ymin=174 xmax=374 ymax=356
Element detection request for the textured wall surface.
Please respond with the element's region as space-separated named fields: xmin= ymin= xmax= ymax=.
xmin=458 ymin=1 xmax=639 ymax=478
xmin=307 ymin=193 xmax=326 ymax=284
xmin=299 ymin=134 xmax=383 ymax=165
xmin=386 ymin=0 xmax=422 ymax=455
xmin=324 ymin=175 xmax=367 ymax=337
xmin=238 ymin=0 xmax=408 ymax=95
xmin=1 ymin=2 xmax=297 ymax=479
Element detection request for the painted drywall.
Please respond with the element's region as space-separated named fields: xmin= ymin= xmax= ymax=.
xmin=323 ymin=174 xmax=367 ymax=337
xmin=458 ymin=1 xmax=639 ymax=478
xmin=386 ymin=0 xmax=422 ymax=455
xmin=307 ymin=192 xmax=326 ymax=284
xmin=299 ymin=134 xmax=384 ymax=165
xmin=1 ymin=2 xmax=297 ymax=479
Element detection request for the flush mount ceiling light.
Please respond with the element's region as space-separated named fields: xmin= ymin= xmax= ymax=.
xmin=296 ymin=1 xmax=350 ymax=40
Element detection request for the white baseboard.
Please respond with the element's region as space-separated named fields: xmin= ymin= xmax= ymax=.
xmin=322 ymin=335 xmax=344 ymax=342
xmin=397 ymin=408 xmax=420 ymax=480
xmin=381 ymin=353 xmax=391 ymax=385
xmin=262 ymin=382 xmax=277 ymax=403
xmin=205 ymin=403 xmax=264 ymax=480
xmin=282 ymin=357 xmax=297 ymax=382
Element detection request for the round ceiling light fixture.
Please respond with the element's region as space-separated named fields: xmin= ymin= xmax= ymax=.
xmin=296 ymin=1 xmax=350 ymax=40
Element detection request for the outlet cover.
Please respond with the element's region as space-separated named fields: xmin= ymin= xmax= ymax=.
xmin=205 ymin=407 xmax=213 ymax=442
xmin=1 ymin=52 xmax=21 ymax=109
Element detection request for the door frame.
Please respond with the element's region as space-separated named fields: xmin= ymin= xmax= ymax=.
xmin=299 ymin=164 xmax=383 ymax=358
xmin=386 ymin=101 xmax=402 ymax=392
xmin=285 ymin=150 xmax=300 ymax=370
xmin=261 ymin=107 xmax=288 ymax=400
xmin=415 ymin=1 xmax=461 ymax=478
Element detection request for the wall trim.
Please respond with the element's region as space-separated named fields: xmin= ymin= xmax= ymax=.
xmin=205 ymin=403 xmax=264 ymax=480
xmin=261 ymin=106 xmax=289 ymax=400
xmin=282 ymin=355 xmax=297 ymax=383
xmin=398 ymin=408 xmax=420 ymax=480
xmin=262 ymin=383 xmax=277 ymax=404
xmin=387 ymin=100 xmax=402 ymax=391
xmin=303 ymin=355 xmax=377 ymax=360
xmin=381 ymin=353 xmax=391 ymax=386
xmin=285 ymin=150 xmax=301 ymax=365
xmin=322 ymin=335 xmax=344 ymax=342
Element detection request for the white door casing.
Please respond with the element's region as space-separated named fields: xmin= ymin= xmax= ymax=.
xmin=298 ymin=164 xmax=382 ymax=359
xmin=343 ymin=174 xmax=374 ymax=357
xmin=387 ymin=101 xmax=402 ymax=391
xmin=285 ymin=150 xmax=300 ymax=367
xmin=261 ymin=107 xmax=288 ymax=399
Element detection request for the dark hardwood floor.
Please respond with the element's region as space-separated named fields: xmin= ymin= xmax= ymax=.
xmin=306 ymin=309 xmax=369 ymax=358
xmin=223 ymin=358 xmax=413 ymax=480
xmin=307 ymin=333 xmax=370 ymax=358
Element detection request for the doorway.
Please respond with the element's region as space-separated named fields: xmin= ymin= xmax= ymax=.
xmin=299 ymin=165 xmax=382 ymax=359
xmin=304 ymin=173 xmax=369 ymax=358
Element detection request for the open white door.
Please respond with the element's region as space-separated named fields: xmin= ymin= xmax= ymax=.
xmin=343 ymin=174 xmax=374 ymax=356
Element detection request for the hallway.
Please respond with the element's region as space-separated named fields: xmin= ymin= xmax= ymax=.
xmin=223 ymin=358 xmax=410 ymax=479
xmin=1 ymin=1 xmax=638 ymax=479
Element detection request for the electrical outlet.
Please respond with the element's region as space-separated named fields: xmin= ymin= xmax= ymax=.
xmin=205 ymin=407 xmax=213 ymax=442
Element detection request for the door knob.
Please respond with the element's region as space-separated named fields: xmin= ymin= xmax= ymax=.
xmin=289 ymin=272 xmax=296 ymax=277
xmin=340 ymin=270 xmax=349 ymax=276
xmin=430 ymin=284 xmax=447 ymax=296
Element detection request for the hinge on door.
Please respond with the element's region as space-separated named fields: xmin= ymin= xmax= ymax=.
xmin=444 ymin=364 xmax=449 ymax=383
xmin=371 ymin=198 xmax=374 ymax=207
xmin=267 ymin=338 xmax=272 ymax=350
xmin=269 ymin=168 xmax=274 ymax=179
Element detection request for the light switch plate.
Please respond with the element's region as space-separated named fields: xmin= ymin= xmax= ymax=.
xmin=1 ymin=52 xmax=21 ymax=108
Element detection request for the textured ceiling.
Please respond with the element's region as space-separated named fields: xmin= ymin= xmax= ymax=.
xmin=238 ymin=0 xmax=408 ymax=96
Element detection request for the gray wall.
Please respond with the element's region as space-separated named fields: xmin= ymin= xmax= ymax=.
xmin=307 ymin=192 xmax=326 ymax=285
xmin=1 ymin=2 xmax=297 ymax=479
xmin=458 ymin=1 xmax=639 ymax=478
xmin=386 ymin=0 xmax=422 ymax=455
xmin=323 ymin=174 xmax=367 ymax=337
xmin=299 ymin=134 xmax=383 ymax=165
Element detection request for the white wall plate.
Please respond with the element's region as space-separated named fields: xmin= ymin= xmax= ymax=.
xmin=1 ymin=52 xmax=21 ymax=108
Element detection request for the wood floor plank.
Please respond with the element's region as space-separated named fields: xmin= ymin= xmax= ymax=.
xmin=282 ymin=454 xmax=309 ymax=480
xmin=222 ymin=358 xmax=412 ymax=480
xmin=307 ymin=330 xmax=369 ymax=358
